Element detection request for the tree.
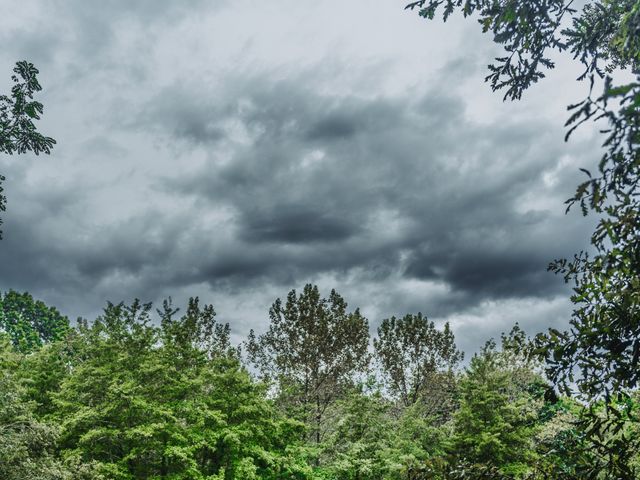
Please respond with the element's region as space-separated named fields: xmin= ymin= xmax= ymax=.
xmin=374 ymin=313 xmax=462 ymax=412
xmin=384 ymin=399 xmax=452 ymax=479
xmin=321 ymin=383 xmax=393 ymax=480
xmin=447 ymin=338 xmax=544 ymax=478
xmin=0 ymin=290 xmax=70 ymax=353
xmin=247 ymin=284 xmax=370 ymax=448
xmin=157 ymin=296 xmax=237 ymax=363
xmin=54 ymin=299 xmax=311 ymax=479
xmin=531 ymin=396 xmax=639 ymax=479
xmin=0 ymin=338 xmax=100 ymax=480
xmin=405 ymin=1 xmax=640 ymax=476
xmin=0 ymin=61 xmax=55 ymax=238
xmin=541 ymin=71 xmax=640 ymax=470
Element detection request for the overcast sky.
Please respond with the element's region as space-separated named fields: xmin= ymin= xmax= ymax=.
xmin=0 ymin=0 xmax=603 ymax=353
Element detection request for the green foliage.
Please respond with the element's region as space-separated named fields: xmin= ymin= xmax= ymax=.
xmin=0 ymin=61 xmax=55 ymax=238
xmin=374 ymin=313 xmax=461 ymax=409
xmin=247 ymin=284 xmax=370 ymax=447
xmin=543 ymin=73 xmax=640 ymax=399
xmin=531 ymin=399 xmax=590 ymax=479
xmin=2 ymin=289 xmax=639 ymax=478
xmin=0 ymin=338 xmax=100 ymax=480
xmin=19 ymin=339 xmax=75 ymax=416
xmin=0 ymin=290 xmax=70 ymax=353
xmin=405 ymin=0 xmax=575 ymax=101
xmin=384 ymin=400 xmax=452 ymax=479
xmin=406 ymin=1 xmax=640 ymax=476
xmin=564 ymin=0 xmax=640 ymax=75
xmin=448 ymin=341 xmax=542 ymax=478
xmin=0 ymin=61 xmax=55 ymax=155
xmin=321 ymin=384 xmax=393 ymax=480
xmin=52 ymin=298 xmax=311 ymax=479
xmin=405 ymin=0 xmax=639 ymax=99
xmin=315 ymin=380 xmax=454 ymax=480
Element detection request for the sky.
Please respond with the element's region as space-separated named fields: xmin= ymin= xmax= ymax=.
xmin=0 ymin=0 xmax=604 ymax=354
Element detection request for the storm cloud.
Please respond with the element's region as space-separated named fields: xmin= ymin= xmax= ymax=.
xmin=0 ymin=0 xmax=601 ymax=353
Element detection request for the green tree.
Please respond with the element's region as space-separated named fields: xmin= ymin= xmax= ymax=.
xmin=247 ymin=284 xmax=370 ymax=448
xmin=374 ymin=313 xmax=462 ymax=412
xmin=321 ymin=383 xmax=393 ymax=480
xmin=447 ymin=339 xmax=543 ymax=479
xmin=531 ymin=397 xmax=612 ymax=479
xmin=53 ymin=299 xmax=311 ymax=479
xmin=0 ymin=61 xmax=55 ymax=238
xmin=406 ymin=1 xmax=640 ymax=475
xmin=384 ymin=400 xmax=452 ymax=480
xmin=0 ymin=337 xmax=100 ymax=480
xmin=0 ymin=290 xmax=70 ymax=353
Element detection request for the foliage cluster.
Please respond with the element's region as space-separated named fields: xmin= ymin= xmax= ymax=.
xmin=405 ymin=0 xmax=640 ymax=476
xmin=2 ymin=288 xmax=639 ymax=479
xmin=0 ymin=61 xmax=55 ymax=238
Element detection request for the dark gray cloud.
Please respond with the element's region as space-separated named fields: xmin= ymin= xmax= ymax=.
xmin=240 ymin=205 xmax=359 ymax=244
xmin=0 ymin=0 xmax=603 ymax=352
xmin=132 ymin=75 xmax=596 ymax=317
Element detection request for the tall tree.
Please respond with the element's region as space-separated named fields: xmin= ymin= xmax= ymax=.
xmin=374 ymin=313 xmax=462 ymax=410
xmin=247 ymin=284 xmax=370 ymax=447
xmin=447 ymin=337 xmax=545 ymax=479
xmin=0 ymin=290 xmax=70 ymax=353
xmin=0 ymin=61 xmax=55 ymax=238
xmin=405 ymin=2 xmax=640 ymax=475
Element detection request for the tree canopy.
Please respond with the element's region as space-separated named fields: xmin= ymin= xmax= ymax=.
xmin=0 ymin=290 xmax=70 ymax=353
xmin=374 ymin=313 xmax=461 ymax=410
xmin=1 ymin=287 xmax=639 ymax=478
xmin=247 ymin=284 xmax=370 ymax=448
